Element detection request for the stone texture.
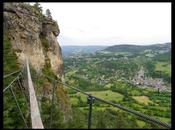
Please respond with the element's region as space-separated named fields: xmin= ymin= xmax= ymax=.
xmin=3 ymin=2 xmax=71 ymax=122
xmin=3 ymin=3 xmax=63 ymax=78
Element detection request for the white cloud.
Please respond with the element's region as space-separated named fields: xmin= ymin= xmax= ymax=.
xmin=34 ymin=2 xmax=171 ymax=46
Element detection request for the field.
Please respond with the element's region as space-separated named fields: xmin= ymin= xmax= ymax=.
xmin=70 ymin=90 xmax=124 ymax=106
xmin=155 ymin=62 xmax=171 ymax=76
xmin=63 ymin=43 xmax=171 ymax=128
xmin=132 ymin=96 xmax=153 ymax=105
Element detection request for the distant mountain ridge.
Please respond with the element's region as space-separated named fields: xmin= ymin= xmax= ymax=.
xmin=103 ymin=43 xmax=171 ymax=54
xmin=61 ymin=45 xmax=107 ymax=57
xmin=61 ymin=43 xmax=171 ymax=57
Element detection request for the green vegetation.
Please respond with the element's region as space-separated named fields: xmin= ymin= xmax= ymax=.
xmin=63 ymin=43 xmax=171 ymax=128
xmin=3 ymin=35 xmax=19 ymax=75
xmin=3 ymin=13 xmax=171 ymax=128
xmin=40 ymin=34 xmax=50 ymax=52
xmin=132 ymin=96 xmax=153 ymax=105
xmin=144 ymin=61 xmax=171 ymax=83
xmin=3 ymin=3 xmax=66 ymax=129
xmin=3 ymin=34 xmax=63 ymax=128
xmin=20 ymin=3 xmax=43 ymax=21
xmin=30 ymin=64 xmax=66 ymax=129
xmin=155 ymin=62 xmax=171 ymax=76
xmin=88 ymin=90 xmax=124 ymax=101
xmin=65 ymin=76 xmax=171 ymax=128
xmin=70 ymin=90 xmax=123 ymax=106
xmin=3 ymin=34 xmax=29 ymax=128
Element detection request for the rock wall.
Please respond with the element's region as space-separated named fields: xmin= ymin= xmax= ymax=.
xmin=3 ymin=3 xmax=64 ymax=79
xmin=3 ymin=2 xmax=71 ymax=123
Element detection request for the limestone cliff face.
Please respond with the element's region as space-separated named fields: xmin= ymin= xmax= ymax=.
xmin=3 ymin=3 xmax=63 ymax=79
xmin=4 ymin=3 xmax=71 ymax=122
xmin=42 ymin=17 xmax=64 ymax=79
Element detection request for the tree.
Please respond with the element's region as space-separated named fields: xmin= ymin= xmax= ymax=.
xmin=46 ymin=9 xmax=52 ymax=19
xmin=33 ymin=2 xmax=42 ymax=13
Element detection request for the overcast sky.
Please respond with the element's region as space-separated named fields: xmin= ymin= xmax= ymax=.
xmin=32 ymin=3 xmax=171 ymax=46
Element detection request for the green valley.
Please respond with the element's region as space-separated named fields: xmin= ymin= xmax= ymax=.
xmin=3 ymin=2 xmax=171 ymax=129
xmin=62 ymin=43 xmax=171 ymax=128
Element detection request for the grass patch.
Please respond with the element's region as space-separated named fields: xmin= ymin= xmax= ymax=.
xmin=129 ymin=89 xmax=141 ymax=96
xmin=88 ymin=90 xmax=124 ymax=102
xmin=70 ymin=97 xmax=79 ymax=106
xmin=76 ymin=92 xmax=87 ymax=102
xmin=132 ymin=96 xmax=153 ymax=105
xmin=136 ymin=120 xmax=146 ymax=128
xmin=71 ymin=90 xmax=124 ymax=104
xmin=104 ymin=83 xmax=113 ymax=89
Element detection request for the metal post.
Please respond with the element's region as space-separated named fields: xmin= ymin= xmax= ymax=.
xmin=87 ymin=95 xmax=95 ymax=129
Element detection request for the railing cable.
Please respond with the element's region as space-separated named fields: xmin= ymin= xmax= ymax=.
xmin=43 ymin=74 xmax=90 ymax=96
xmin=91 ymin=95 xmax=171 ymax=128
xmin=9 ymin=85 xmax=28 ymax=128
xmin=4 ymin=67 xmax=171 ymax=129
xmin=3 ymin=70 xmax=21 ymax=79
xmin=43 ymin=74 xmax=171 ymax=129
xmin=16 ymin=76 xmax=30 ymax=110
xmin=3 ymin=73 xmax=22 ymax=93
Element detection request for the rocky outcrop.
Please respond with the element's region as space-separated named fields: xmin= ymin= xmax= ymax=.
xmin=3 ymin=3 xmax=63 ymax=79
xmin=3 ymin=2 xmax=71 ymax=123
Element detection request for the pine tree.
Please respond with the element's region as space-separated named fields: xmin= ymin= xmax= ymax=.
xmin=46 ymin=9 xmax=52 ymax=19
xmin=33 ymin=2 xmax=42 ymax=13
